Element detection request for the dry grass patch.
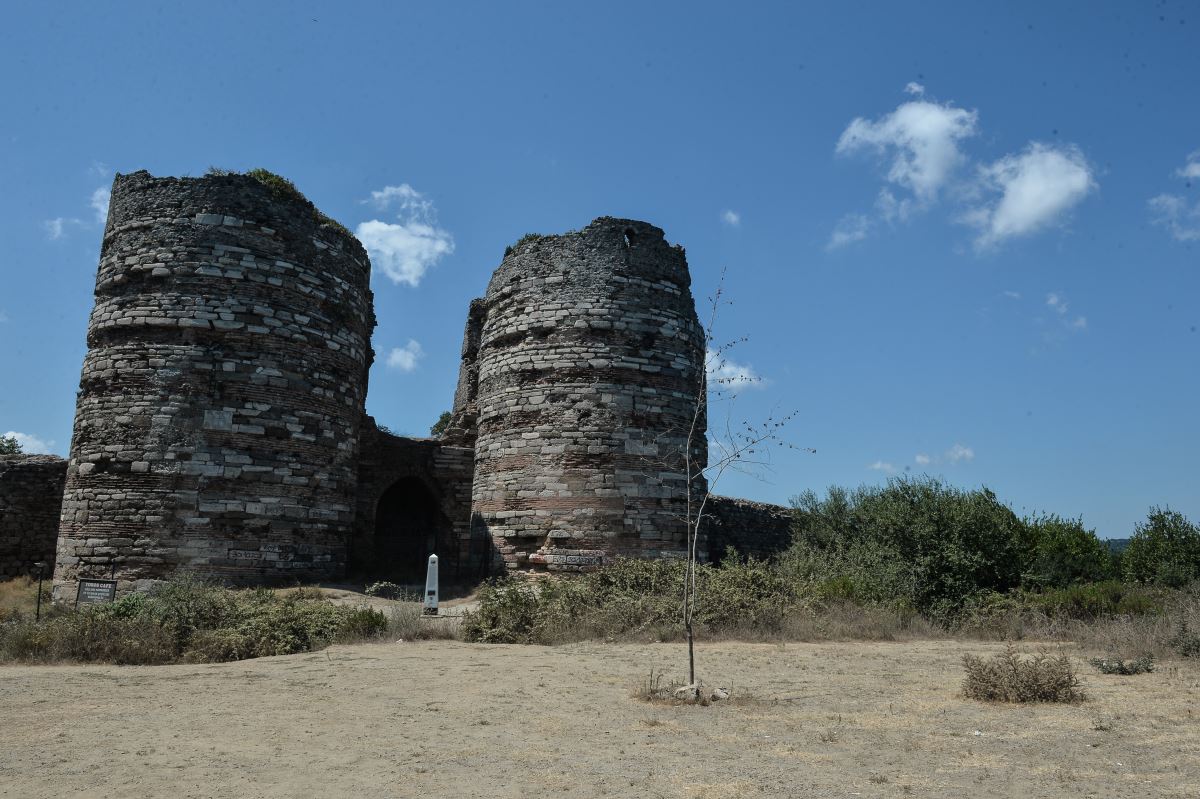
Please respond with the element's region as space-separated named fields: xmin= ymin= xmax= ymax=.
xmin=0 ymin=576 xmax=49 ymax=622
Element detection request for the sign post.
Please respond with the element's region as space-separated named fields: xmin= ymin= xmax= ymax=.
xmin=75 ymin=578 xmax=117 ymax=608
xmin=33 ymin=561 xmax=47 ymax=621
xmin=423 ymin=554 xmax=439 ymax=616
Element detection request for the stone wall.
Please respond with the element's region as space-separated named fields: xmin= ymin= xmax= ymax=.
xmin=54 ymin=170 xmax=374 ymax=597
xmin=0 ymin=455 xmax=67 ymax=579
xmin=469 ymin=218 xmax=707 ymax=574
xmin=703 ymin=495 xmax=795 ymax=562
xmin=352 ymin=420 xmax=482 ymax=584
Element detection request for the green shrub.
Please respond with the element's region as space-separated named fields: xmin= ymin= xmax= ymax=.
xmin=0 ymin=612 xmax=177 ymax=665
xmin=962 ymin=645 xmax=1084 ymax=703
xmin=1122 ymin=507 xmax=1200 ymax=587
xmin=0 ymin=576 xmax=387 ymax=665
xmin=790 ymin=477 xmax=1026 ymax=617
xmin=461 ymin=578 xmax=546 ymax=643
xmin=364 ymin=581 xmax=410 ymax=600
xmin=1022 ymin=580 xmax=1165 ymax=620
xmin=1019 ymin=514 xmax=1115 ymax=589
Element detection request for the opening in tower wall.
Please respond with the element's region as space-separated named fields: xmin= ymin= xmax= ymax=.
xmin=372 ymin=477 xmax=453 ymax=583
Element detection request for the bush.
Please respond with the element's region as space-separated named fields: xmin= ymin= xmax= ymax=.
xmin=364 ymin=581 xmax=411 ymax=600
xmin=1122 ymin=507 xmax=1200 ymax=587
xmin=790 ymin=477 xmax=1026 ymax=617
xmin=0 ymin=576 xmax=387 ymax=665
xmin=1089 ymin=655 xmax=1155 ymax=675
xmin=1171 ymin=619 xmax=1200 ymax=658
xmin=1019 ymin=514 xmax=1115 ymax=589
xmin=1022 ymin=580 xmax=1165 ymax=620
xmin=962 ymin=645 xmax=1085 ymax=703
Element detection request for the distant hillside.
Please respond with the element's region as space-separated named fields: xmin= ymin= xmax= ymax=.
xmin=1105 ymin=538 xmax=1132 ymax=554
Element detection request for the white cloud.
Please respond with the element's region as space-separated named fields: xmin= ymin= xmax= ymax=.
xmin=1177 ymin=151 xmax=1200 ymax=180
xmin=721 ymin=209 xmax=741 ymax=227
xmin=43 ymin=184 xmax=111 ymax=239
xmin=88 ymin=161 xmax=111 ymax=178
xmin=869 ymin=460 xmax=897 ymax=474
xmin=904 ymin=82 xmax=926 ymax=96
xmin=385 ymin=340 xmax=424 ymax=372
xmin=827 ymin=213 xmax=871 ymax=250
xmin=706 ymin=348 xmax=762 ymax=394
xmin=367 ymin=183 xmax=432 ymax=214
xmin=1045 ymin=292 xmax=1087 ymax=333
xmin=945 ymin=443 xmax=974 ymax=464
xmin=1002 ymin=290 xmax=1022 ymax=300
xmin=44 ymin=217 xmax=72 ymax=240
xmin=906 ymin=445 xmax=973 ymax=468
xmin=968 ymin=143 xmax=1096 ymax=248
xmin=1149 ymin=194 xmax=1200 ymax=242
xmin=90 ymin=187 xmax=110 ymax=224
xmin=3 ymin=431 xmax=56 ymax=454
xmin=356 ymin=184 xmax=454 ymax=287
xmin=1149 ymin=152 xmax=1200 ymax=242
xmin=837 ymin=94 xmax=978 ymax=204
xmin=0 ymin=309 xmax=8 ymax=323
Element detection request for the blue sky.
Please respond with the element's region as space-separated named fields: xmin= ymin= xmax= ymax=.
xmin=1 ymin=1 xmax=1197 ymax=539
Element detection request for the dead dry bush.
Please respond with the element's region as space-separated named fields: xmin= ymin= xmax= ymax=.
xmin=1089 ymin=654 xmax=1155 ymax=675
xmin=962 ymin=644 xmax=1085 ymax=703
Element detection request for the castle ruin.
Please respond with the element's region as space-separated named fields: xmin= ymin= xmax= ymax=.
xmin=0 ymin=170 xmax=793 ymax=597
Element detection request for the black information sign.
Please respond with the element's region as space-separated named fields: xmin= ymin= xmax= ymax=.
xmin=76 ymin=579 xmax=117 ymax=607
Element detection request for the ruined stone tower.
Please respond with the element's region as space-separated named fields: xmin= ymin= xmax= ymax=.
xmin=460 ymin=218 xmax=708 ymax=573
xmin=53 ymin=171 xmax=374 ymax=596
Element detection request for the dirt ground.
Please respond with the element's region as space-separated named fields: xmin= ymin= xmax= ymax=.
xmin=1 ymin=639 xmax=1197 ymax=798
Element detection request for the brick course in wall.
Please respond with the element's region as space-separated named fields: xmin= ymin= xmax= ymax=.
xmin=53 ymin=171 xmax=374 ymax=598
xmin=0 ymin=455 xmax=67 ymax=579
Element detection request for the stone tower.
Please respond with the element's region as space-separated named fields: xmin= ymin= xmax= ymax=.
xmin=53 ymin=171 xmax=374 ymax=596
xmin=463 ymin=218 xmax=707 ymax=573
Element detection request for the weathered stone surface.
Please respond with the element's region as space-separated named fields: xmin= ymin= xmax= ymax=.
xmin=462 ymin=219 xmax=708 ymax=574
xmin=353 ymin=419 xmax=483 ymax=583
xmin=702 ymin=495 xmax=795 ymax=562
xmin=46 ymin=186 xmax=783 ymax=593
xmin=0 ymin=455 xmax=67 ymax=579
xmin=52 ymin=170 xmax=374 ymax=598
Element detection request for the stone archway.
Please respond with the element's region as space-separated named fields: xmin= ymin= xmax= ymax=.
xmin=371 ymin=477 xmax=452 ymax=583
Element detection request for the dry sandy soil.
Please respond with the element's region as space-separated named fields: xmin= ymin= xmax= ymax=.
xmin=2 ymin=638 xmax=1197 ymax=798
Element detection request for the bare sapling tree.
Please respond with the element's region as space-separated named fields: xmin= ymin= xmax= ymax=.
xmin=677 ymin=269 xmax=803 ymax=691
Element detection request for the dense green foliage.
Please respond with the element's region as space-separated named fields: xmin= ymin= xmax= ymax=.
xmin=0 ymin=434 xmax=22 ymax=455
xmin=1121 ymin=506 xmax=1200 ymax=587
xmin=0 ymin=576 xmax=387 ymax=664
xmin=790 ymin=477 xmax=1028 ymax=617
xmin=1019 ymin=514 xmax=1115 ymax=588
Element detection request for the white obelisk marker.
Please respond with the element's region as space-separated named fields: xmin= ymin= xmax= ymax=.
xmin=423 ymin=554 xmax=439 ymax=616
